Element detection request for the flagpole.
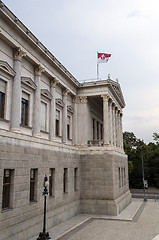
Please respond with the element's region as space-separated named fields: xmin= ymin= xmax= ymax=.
xmin=97 ymin=52 xmax=99 ymax=79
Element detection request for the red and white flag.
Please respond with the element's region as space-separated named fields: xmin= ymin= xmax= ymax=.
xmin=97 ymin=52 xmax=111 ymax=63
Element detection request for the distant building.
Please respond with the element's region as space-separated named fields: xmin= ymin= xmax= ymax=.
xmin=0 ymin=2 xmax=131 ymax=240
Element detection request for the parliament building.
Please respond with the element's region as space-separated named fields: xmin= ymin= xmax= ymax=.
xmin=0 ymin=2 xmax=131 ymax=240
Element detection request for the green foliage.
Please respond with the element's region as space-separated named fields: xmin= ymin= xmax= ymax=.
xmin=123 ymin=131 xmax=159 ymax=189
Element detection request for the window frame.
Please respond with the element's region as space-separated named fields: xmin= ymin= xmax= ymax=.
xmin=30 ymin=169 xmax=38 ymax=203
xmin=63 ymin=168 xmax=68 ymax=193
xmin=21 ymin=91 xmax=29 ymax=126
xmin=2 ymin=169 xmax=14 ymax=210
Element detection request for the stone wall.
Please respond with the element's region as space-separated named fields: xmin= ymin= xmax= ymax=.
xmin=0 ymin=132 xmax=81 ymax=240
xmin=80 ymin=149 xmax=131 ymax=215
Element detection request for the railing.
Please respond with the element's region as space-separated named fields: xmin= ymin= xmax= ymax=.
xmin=79 ymin=78 xmax=103 ymax=83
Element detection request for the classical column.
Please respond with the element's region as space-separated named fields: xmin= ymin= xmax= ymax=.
xmin=109 ymin=100 xmax=113 ymax=145
xmin=62 ymin=89 xmax=70 ymax=143
xmin=79 ymin=96 xmax=88 ymax=145
xmin=11 ymin=48 xmax=26 ymax=131
xmin=115 ymin=108 xmax=118 ymax=147
xmin=112 ymin=104 xmax=116 ymax=146
xmin=33 ymin=65 xmax=45 ymax=137
xmin=117 ymin=110 xmax=121 ymax=148
xmin=120 ymin=113 xmax=124 ymax=149
xmin=72 ymin=96 xmax=77 ymax=145
xmin=101 ymin=94 xmax=109 ymax=145
xmin=50 ymin=78 xmax=58 ymax=141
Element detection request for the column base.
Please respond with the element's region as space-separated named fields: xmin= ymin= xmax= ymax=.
xmin=33 ymin=133 xmax=41 ymax=138
xmin=10 ymin=128 xmax=21 ymax=133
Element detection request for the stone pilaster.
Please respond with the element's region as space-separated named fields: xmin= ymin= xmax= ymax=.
xmin=101 ymin=94 xmax=109 ymax=145
xmin=72 ymin=96 xmax=77 ymax=145
xmin=62 ymin=89 xmax=70 ymax=143
xmin=50 ymin=78 xmax=58 ymax=140
xmin=33 ymin=65 xmax=45 ymax=137
xmin=11 ymin=48 xmax=26 ymax=131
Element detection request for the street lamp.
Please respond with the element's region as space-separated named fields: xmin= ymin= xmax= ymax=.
xmin=140 ymin=146 xmax=147 ymax=202
xmin=37 ymin=175 xmax=51 ymax=240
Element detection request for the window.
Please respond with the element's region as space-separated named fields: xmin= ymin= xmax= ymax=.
xmin=56 ymin=110 xmax=60 ymax=136
xmin=30 ymin=169 xmax=37 ymax=202
xmin=40 ymin=102 xmax=47 ymax=131
xmin=67 ymin=116 xmax=70 ymax=140
xmin=0 ymin=80 xmax=6 ymax=119
xmin=21 ymin=92 xmax=29 ymax=126
xmin=2 ymin=169 xmax=13 ymax=210
xmin=63 ymin=168 xmax=68 ymax=193
xmin=74 ymin=168 xmax=78 ymax=191
xmin=49 ymin=168 xmax=55 ymax=197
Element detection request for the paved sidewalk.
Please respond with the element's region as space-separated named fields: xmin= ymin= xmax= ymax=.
xmin=46 ymin=199 xmax=142 ymax=240
xmin=31 ymin=199 xmax=159 ymax=240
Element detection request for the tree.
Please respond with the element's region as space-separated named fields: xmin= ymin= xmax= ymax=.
xmin=124 ymin=131 xmax=159 ymax=189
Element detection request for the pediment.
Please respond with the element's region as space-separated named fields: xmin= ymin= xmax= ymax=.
xmin=67 ymin=105 xmax=74 ymax=114
xmin=56 ymin=98 xmax=64 ymax=107
xmin=21 ymin=77 xmax=37 ymax=90
xmin=108 ymin=80 xmax=125 ymax=107
xmin=41 ymin=89 xmax=52 ymax=100
xmin=0 ymin=61 xmax=15 ymax=76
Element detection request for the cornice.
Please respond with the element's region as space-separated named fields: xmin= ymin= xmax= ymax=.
xmin=41 ymin=89 xmax=52 ymax=100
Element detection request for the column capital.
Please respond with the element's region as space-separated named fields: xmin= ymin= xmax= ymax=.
xmin=72 ymin=96 xmax=78 ymax=103
xmin=80 ymin=96 xmax=87 ymax=103
xmin=50 ymin=77 xmax=59 ymax=87
xmin=101 ymin=94 xmax=109 ymax=101
xmin=13 ymin=48 xmax=26 ymax=61
xmin=35 ymin=65 xmax=45 ymax=76
xmin=63 ymin=88 xmax=70 ymax=96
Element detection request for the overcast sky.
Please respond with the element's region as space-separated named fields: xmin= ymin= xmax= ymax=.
xmin=2 ymin=0 xmax=159 ymax=143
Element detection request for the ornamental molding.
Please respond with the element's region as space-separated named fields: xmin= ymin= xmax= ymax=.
xmin=108 ymin=81 xmax=125 ymax=107
xmin=21 ymin=77 xmax=37 ymax=90
xmin=41 ymin=89 xmax=52 ymax=100
xmin=0 ymin=61 xmax=15 ymax=76
xmin=67 ymin=105 xmax=74 ymax=114
xmin=56 ymin=98 xmax=64 ymax=108
xmin=13 ymin=47 xmax=26 ymax=61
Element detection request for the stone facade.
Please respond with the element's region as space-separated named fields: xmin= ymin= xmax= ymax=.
xmin=0 ymin=2 xmax=131 ymax=240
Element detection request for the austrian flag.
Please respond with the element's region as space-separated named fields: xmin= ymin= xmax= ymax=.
xmin=97 ymin=52 xmax=111 ymax=63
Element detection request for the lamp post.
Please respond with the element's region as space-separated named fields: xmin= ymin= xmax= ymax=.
xmin=37 ymin=175 xmax=51 ymax=240
xmin=140 ymin=146 xmax=147 ymax=202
